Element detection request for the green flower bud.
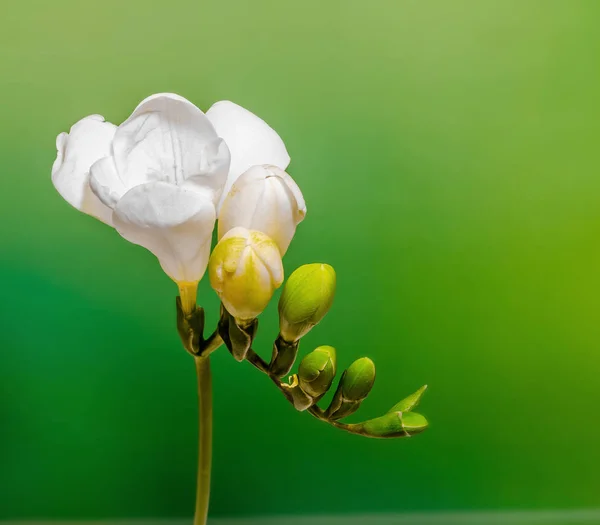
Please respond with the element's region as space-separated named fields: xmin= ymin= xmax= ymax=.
xmin=278 ymin=263 xmax=336 ymax=342
xmin=298 ymin=346 xmax=337 ymax=399
xmin=341 ymin=358 xmax=376 ymax=400
xmin=388 ymin=385 xmax=428 ymax=413
xmin=401 ymin=412 xmax=429 ymax=434
xmin=356 ymin=411 xmax=428 ymax=438
xmin=209 ymin=227 xmax=283 ymax=322
xmin=325 ymin=357 xmax=375 ymax=420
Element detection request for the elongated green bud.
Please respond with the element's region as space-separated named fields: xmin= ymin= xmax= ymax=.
xmin=278 ymin=263 xmax=336 ymax=343
xmin=325 ymin=357 xmax=375 ymax=420
xmin=298 ymin=346 xmax=337 ymax=398
xmin=354 ymin=411 xmax=428 ymax=438
xmin=388 ymin=385 xmax=428 ymax=413
xmin=341 ymin=358 xmax=376 ymax=400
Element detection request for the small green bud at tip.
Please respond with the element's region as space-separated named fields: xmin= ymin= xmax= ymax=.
xmin=358 ymin=411 xmax=428 ymax=438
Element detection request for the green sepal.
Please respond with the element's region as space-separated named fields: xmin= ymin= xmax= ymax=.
xmin=176 ymin=296 xmax=205 ymax=356
xmin=280 ymin=375 xmax=314 ymax=411
xmin=324 ymin=371 xmax=358 ymax=421
xmin=269 ymin=336 xmax=299 ymax=378
xmin=326 ymin=396 xmax=361 ymax=420
xmin=388 ymin=385 xmax=428 ymax=413
xmin=354 ymin=411 xmax=428 ymax=438
xmin=218 ymin=306 xmax=258 ymax=362
xmin=298 ymin=346 xmax=337 ymax=398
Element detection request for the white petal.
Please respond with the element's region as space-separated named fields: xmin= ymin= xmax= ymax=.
xmin=112 ymin=93 xmax=230 ymax=204
xmin=278 ymin=168 xmax=306 ymax=217
xmin=206 ymin=101 xmax=290 ymax=210
xmin=218 ymin=165 xmax=305 ymax=255
xmin=181 ymin=137 xmax=231 ymax=201
xmin=51 ymin=115 xmax=117 ymax=225
xmin=89 ymin=156 xmax=127 ymax=209
xmin=113 ymin=181 xmax=216 ymax=282
xmin=52 ymin=132 xmax=68 ymax=176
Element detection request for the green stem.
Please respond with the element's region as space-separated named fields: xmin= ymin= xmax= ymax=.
xmin=202 ymin=331 xmax=223 ymax=356
xmin=244 ymin=349 xmax=367 ymax=437
xmin=194 ymin=356 xmax=213 ymax=525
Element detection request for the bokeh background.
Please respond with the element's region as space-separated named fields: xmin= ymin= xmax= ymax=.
xmin=1 ymin=0 xmax=599 ymax=520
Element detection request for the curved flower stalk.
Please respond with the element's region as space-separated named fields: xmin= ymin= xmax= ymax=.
xmin=199 ymin=263 xmax=429 ymax=439
xmin=52 ymin=93 xmax=428 ymax=525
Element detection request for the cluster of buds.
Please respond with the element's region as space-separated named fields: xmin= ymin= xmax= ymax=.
xmin=168 ymin=146 xmax=429 ymax=439
xmin=189 ymin=247 xmax=429 ymax=438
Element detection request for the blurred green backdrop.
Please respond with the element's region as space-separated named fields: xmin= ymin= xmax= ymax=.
xmin=1 ymin=0 xmax=599 ymax=520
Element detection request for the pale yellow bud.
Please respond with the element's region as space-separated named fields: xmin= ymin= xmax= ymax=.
xmin=208 ymin=227 xmax=284 ymax=321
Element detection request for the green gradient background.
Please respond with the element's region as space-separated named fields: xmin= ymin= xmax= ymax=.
xmin=1 ymin=0 xmax=599 ymax=520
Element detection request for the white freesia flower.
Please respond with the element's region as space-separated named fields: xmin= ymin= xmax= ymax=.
xmin=218 ymin=165 xmax=306 ymax=255
xmin=52 ymin=94 xmax=292 ymax=284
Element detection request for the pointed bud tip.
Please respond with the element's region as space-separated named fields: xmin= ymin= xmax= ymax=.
xmin=388 ymin=384 xmax=428 ymax=414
